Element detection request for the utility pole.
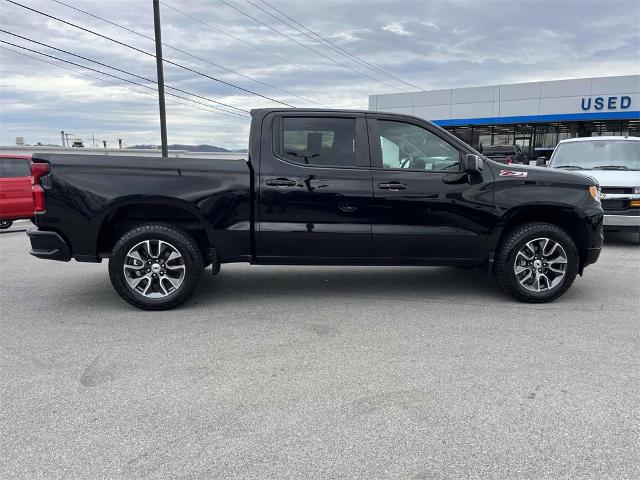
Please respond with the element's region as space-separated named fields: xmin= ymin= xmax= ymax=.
xmin=153 ymin=0 xmax=168 ymax=157
xmin=61 ymin=130 xmax=65 ymax=147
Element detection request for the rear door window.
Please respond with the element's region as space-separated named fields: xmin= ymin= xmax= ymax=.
xmin=278 ymin=117 xmax=358 ymax=167
xmin=0 ymin=158 xmax=30 ymax=178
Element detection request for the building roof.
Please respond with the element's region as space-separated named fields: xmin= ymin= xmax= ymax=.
xmin=369 ymin=75 xmax=640 ymax=126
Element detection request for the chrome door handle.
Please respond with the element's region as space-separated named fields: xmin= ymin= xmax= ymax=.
xmin=266 ymin=178 xmax=296 ymax=187
xmin=378 ymin=182 xmax=407 ymax=191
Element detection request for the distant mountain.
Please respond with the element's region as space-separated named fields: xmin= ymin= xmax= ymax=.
xmin=127 ymin=144 xmax=234 ymax=152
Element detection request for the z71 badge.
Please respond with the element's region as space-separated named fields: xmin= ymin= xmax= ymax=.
xmin=499 ymin=170 xmax=528 ymax=177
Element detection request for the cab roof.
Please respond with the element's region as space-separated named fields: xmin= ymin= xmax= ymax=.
xmin=558 ymin=136 xmax=640 ymax=144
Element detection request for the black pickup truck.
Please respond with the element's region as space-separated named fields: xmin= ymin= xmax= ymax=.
xmin=27 ymin=109 xmax=604 ymax=309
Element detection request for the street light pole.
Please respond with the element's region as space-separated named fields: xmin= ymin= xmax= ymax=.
xmin=153 ymin=0 xmax=168 ymax=157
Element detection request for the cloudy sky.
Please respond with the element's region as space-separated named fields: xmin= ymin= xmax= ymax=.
xmin=0 ymin=0 xmax=639 ymax=148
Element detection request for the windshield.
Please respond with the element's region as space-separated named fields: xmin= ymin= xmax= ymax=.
xmin=550 ymin=140 xmax=640 ymax=170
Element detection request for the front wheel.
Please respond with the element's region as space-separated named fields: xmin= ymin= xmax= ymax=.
xmin=495 ymin=222 xmax=579 ymax=303
xmin=0 ymin=220 xmax=13 ymax=229
xmin=109 ymin=224 xmax=204 ymax=310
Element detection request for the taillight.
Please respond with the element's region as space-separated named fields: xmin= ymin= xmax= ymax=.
xmin=507 ymin=157 xmax=513 ymax=164
xmin=31 ymin=162 xmax=49 ymax=213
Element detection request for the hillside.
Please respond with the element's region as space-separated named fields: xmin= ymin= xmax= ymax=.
xmin=126 ymin=144 xmax=244 ymax=152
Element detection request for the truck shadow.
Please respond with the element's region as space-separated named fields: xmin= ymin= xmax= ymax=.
xmin=192 ymin=265 xmax=502 ymax=308
xmin=603 ymin=231 xmax=640 ymax=246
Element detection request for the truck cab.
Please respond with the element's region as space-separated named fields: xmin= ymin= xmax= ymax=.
xmin=255 ymin=110 xmax=494 ymax=263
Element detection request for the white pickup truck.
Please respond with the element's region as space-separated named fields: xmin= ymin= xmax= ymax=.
xmin=548 ymin=136 xmax=640 ymax=238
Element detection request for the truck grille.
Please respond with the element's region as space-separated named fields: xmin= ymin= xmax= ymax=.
xmin=601 ymin=187 xmax=633 ymax=195
xmin=601 ymin=187 xmax=634 ymax=211
xmin=602 ymin=200 xmax=627 ymax=210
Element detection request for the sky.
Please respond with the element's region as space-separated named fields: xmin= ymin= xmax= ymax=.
xmin=0 ymin=0 xmax=639 ymax=149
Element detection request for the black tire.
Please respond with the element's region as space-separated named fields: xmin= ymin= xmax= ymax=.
xmin=495 ymin=222 xmax=579 ymax=303
xmin=0 ymin=220 xmax=13 ymax=229
xmin=109 ymin=223 xmax=203 ymax=310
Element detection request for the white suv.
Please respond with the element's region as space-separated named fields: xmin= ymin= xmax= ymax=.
xmin=548 ymin=136 xmax=640 ymax=235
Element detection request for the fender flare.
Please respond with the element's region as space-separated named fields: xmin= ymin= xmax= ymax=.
xmin=94 ymin=196 xmax=216 ymax=249
xmin=484 ymin=202 xmax=589 ymax=259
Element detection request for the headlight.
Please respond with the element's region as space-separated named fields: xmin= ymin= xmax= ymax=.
xmin=632 ymin=187 xmax=640 ymax=207
xmin=589 ymin=185 xmax=601 ymax=203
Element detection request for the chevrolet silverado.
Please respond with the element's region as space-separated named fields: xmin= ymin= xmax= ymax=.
xmin=27 ymin=109 xmax=604 ymax=309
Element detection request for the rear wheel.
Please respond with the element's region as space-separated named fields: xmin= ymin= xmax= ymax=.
xmin=109 ymin=223 xmax=203 ymax=310
xmin=496 ymin=222 xmax=579 ymax=303
xmin=0 ymin=220 xmax=13 ymax=229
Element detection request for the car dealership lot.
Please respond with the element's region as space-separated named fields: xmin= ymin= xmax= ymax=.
xmin=1 ymin=232 xmax=639 ymax=480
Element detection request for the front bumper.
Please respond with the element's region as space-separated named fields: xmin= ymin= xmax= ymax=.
xmin=581 ymin=213 xmax=604 ymax=271
xmin=603 ymin=214 xmax=640 ymax=230
xmin=27 ymin=230 xmax=71 ymax=261
xmin=585 ymin=247 xmax=602 ymax=266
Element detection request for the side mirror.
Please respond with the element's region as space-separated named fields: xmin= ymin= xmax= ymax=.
xmin=536 ymin=156 xmax=547 ymax=167
xmin=463 ymin=154 xmax=483 ymax=174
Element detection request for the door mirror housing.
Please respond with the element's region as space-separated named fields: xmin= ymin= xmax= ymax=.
xmin=536 ymin=156 xmax=547 ymax=167
xmin=463 ymin=154 xmax=483 ymax=174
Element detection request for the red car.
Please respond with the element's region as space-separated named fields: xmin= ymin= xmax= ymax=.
xmin=0 ymin=155 xmax=41 ymax=229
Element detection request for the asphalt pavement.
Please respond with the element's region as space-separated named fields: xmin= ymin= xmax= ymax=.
xmin=1 ymin=230 xmax=639 ymax=479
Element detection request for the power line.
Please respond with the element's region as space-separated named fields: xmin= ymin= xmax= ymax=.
xmin=0 ymin=44 xmax=247 ymax=118
xmin=0 ymin=39 xmax=248 ymax=119
xmin=0 ymin=28 xmax=249 ymax=117
xmin=0 ymin=29 xmax=249 ymax=115
xmin=218 ymin=0 xmax=401 ymax=91
xmin=51 ymin=0 xmax=328 ymax=107
xmin=256 ymin=0 xmax=424 ymax=91
xmin=160 ymin=1 xmax=370 ymax=98
xmin=4 ymin=0 xmax=295 ymax=108
xmin=245 ymin=0 xmax=405 ymax=91
xmin=0 ymin=39 xmax=250 ymax=119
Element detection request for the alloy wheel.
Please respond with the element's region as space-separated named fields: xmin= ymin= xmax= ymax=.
xmin=513 ymin=237 xmax=567 ymax=292
xmin=123 ymin=239 xmax=186 ymax=298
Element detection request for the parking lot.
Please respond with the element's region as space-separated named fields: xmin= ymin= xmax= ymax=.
xmin=1 ymin=226 xmax=639 ymax=479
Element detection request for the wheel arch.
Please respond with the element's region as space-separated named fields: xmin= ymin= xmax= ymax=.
xmin=488 ymin=204 xmax=590 ymax=273
xmin=96 ymin=197 xmax=214 ymax=259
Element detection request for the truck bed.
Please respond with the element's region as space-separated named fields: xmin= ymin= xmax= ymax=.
xmin=32 ymin=153 xmax=252 ymax=263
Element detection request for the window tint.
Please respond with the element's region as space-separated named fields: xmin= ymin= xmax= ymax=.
xmin=280 ymin=117 xmax=357 ymax=167
xmin=0 ymin=158 xmax=30 ymax=178
xmin=378 ymin=120 xmax=460 ymax=171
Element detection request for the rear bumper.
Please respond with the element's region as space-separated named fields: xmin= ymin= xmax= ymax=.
xmin=27 ymin=230 xmax=71 ymax=261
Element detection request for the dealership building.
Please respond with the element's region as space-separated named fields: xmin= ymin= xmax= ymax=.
xmin=369 ymin=75 xmax=639 ymax=158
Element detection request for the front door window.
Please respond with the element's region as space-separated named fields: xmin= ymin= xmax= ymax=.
xmin=377 ymin=120 xmax=461 ymax=171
